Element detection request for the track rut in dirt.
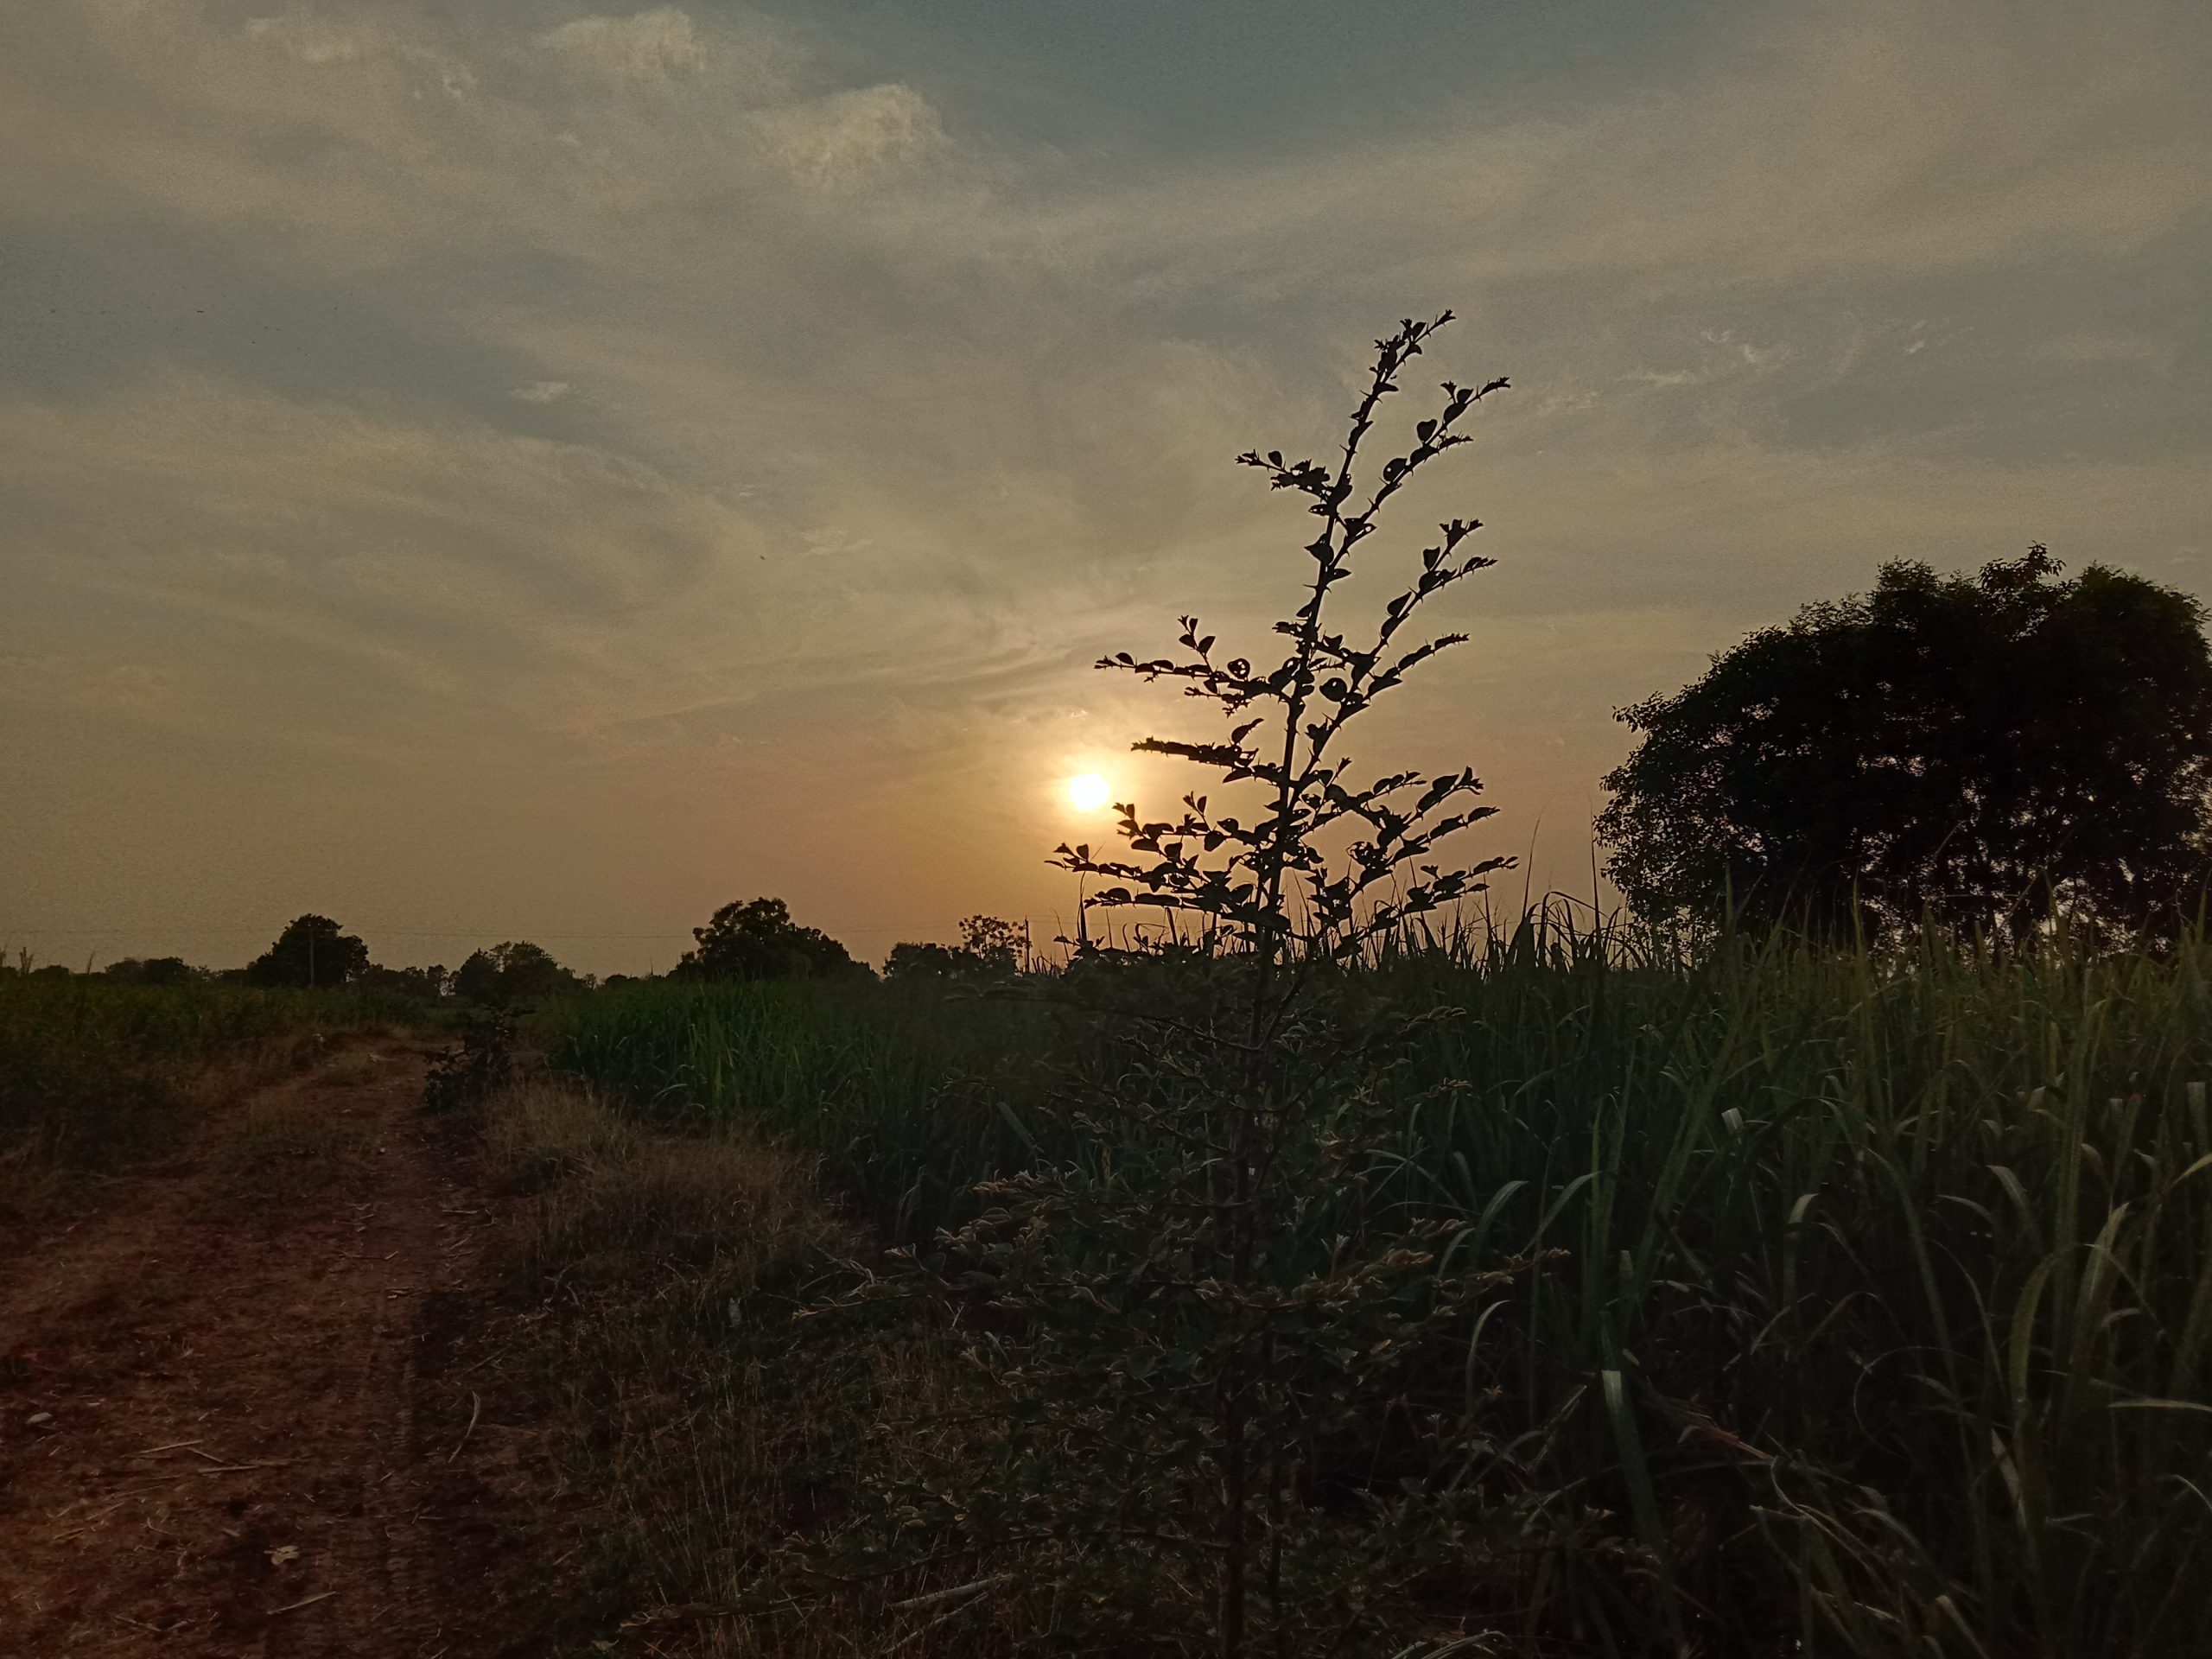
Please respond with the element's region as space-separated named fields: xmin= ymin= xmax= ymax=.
xmin=0 ymin=1039 xmax=528 ymax=1657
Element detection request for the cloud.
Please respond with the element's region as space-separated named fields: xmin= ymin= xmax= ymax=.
xmin=0 ymin=4 xmax=833 ymax=270
xmin=2031 ymin=331 xmax=2179 ymax=376
xmin=245 ymin=16 xmax=387 ymax=68
xmin=512 ymin=379 xmax=574 ymax=404
xmin=1003 ymin=0 xmax=2212 ymax=300
xmin=753 ymin=83 xmax=949 ymax=188
xmin=540 ymin=8 xmax=706 ymax=79
xmin=0 ymin=654 xmax=190 ymax=725
xmin=0 ymin=373 xmax=760 ymax=733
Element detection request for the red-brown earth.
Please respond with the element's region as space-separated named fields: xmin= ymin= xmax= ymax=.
xmin=0 ymin=1041 xmax=555 ymax=1657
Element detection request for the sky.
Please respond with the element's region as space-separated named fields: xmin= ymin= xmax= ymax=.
xmin=3 ymin=0 xmax=2209 ymax=975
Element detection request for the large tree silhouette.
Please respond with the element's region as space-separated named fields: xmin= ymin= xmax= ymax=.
xmin=1599 ymin=547 xmax=2212 ymax=940
xmin=673 ymin=897 xmax=863 ymax=982
xmin=245 ymin=914 xmax=370 ymax=988
xmin=452 ymin=941 xmax=578 ymax=1006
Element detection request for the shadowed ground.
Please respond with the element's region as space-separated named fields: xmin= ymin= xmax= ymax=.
xmin=0 ymin=1040 xmax=534 ymax=1656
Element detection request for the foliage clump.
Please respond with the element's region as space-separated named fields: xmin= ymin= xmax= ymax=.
xmin=1599 ymin=545 xmax=2212 ymax=941
xmin=357 ymin=962 xmax=451 ymax=1001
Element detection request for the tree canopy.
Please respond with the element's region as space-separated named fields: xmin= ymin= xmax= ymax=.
xmin=673 ymin=898 xmax=864 ymax=982
xmin=1598 ymin=548 xmax=2212 ymax=940
xmin=453 ymin=942 xmax=579 ymax=1006
xmin=244 ymin=914 xmax=370 ymax=988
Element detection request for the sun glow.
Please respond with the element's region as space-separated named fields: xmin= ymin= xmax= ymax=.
xmin=1067 ymin=772 xmax=1112 ymax=811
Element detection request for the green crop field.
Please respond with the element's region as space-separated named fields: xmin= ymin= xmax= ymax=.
xmin=0 ymin=970 xmax=422 ymax=1211
xmin=537 ymin=918 xmax=2212 ymax=1657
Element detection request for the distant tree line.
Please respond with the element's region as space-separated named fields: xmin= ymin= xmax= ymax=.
xmin=12 ymin=902 xmax=1038 ymax=1000
xmin=0 ymin=917 xmax=592 ymax=1003
xmin=662 ymin=898 xmax=1025 ymax=986
xmin=882 ymin=915 xmax=1025 ymax=982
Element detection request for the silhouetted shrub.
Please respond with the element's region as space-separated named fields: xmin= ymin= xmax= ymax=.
xmin=423 ymin=1006 xmax=515 ymax=1113
xmin=100 ymin=957 xmax=200 ymax=987
xmin=824 ymin=314 xmax=1531 ymax=1656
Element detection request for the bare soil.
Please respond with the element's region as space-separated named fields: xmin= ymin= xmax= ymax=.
xmin=0 ymin=1041 xmax=544 ymax=1656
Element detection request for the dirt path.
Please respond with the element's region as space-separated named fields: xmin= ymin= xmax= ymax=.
xmin=0 ymin=1041 xmax=521 ymax=1656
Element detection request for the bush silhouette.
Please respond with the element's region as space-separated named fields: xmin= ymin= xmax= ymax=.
xmin=836 ymin=315 xmax=1524 ymax=1655
xmin=358 ymin=963 xmax=450 ymax=1001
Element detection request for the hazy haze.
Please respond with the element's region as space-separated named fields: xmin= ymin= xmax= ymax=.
xmin=5 ymin=0 xmax=2209 ymax=971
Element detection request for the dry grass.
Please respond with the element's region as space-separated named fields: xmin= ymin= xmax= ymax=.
xmin=477 ymin=1079 xmax=996 ymax=1656
xmin=488 ymin=1078 xmax=838 ymax=1278
xmin=204 ymin=1084 xmax=382 ymax=1209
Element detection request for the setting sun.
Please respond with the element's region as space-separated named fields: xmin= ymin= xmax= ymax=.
xmin=1067 ymin=772 xmax=1113 ymax=811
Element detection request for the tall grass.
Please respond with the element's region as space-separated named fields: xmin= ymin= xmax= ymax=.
xmin=537 ymin=977 xmax=1056 ymax=1240
xmin=1381 ymin=914 xmax=2212 ymax=1654
xmin=543 ymin=926 xmax=2212 ymax=1656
